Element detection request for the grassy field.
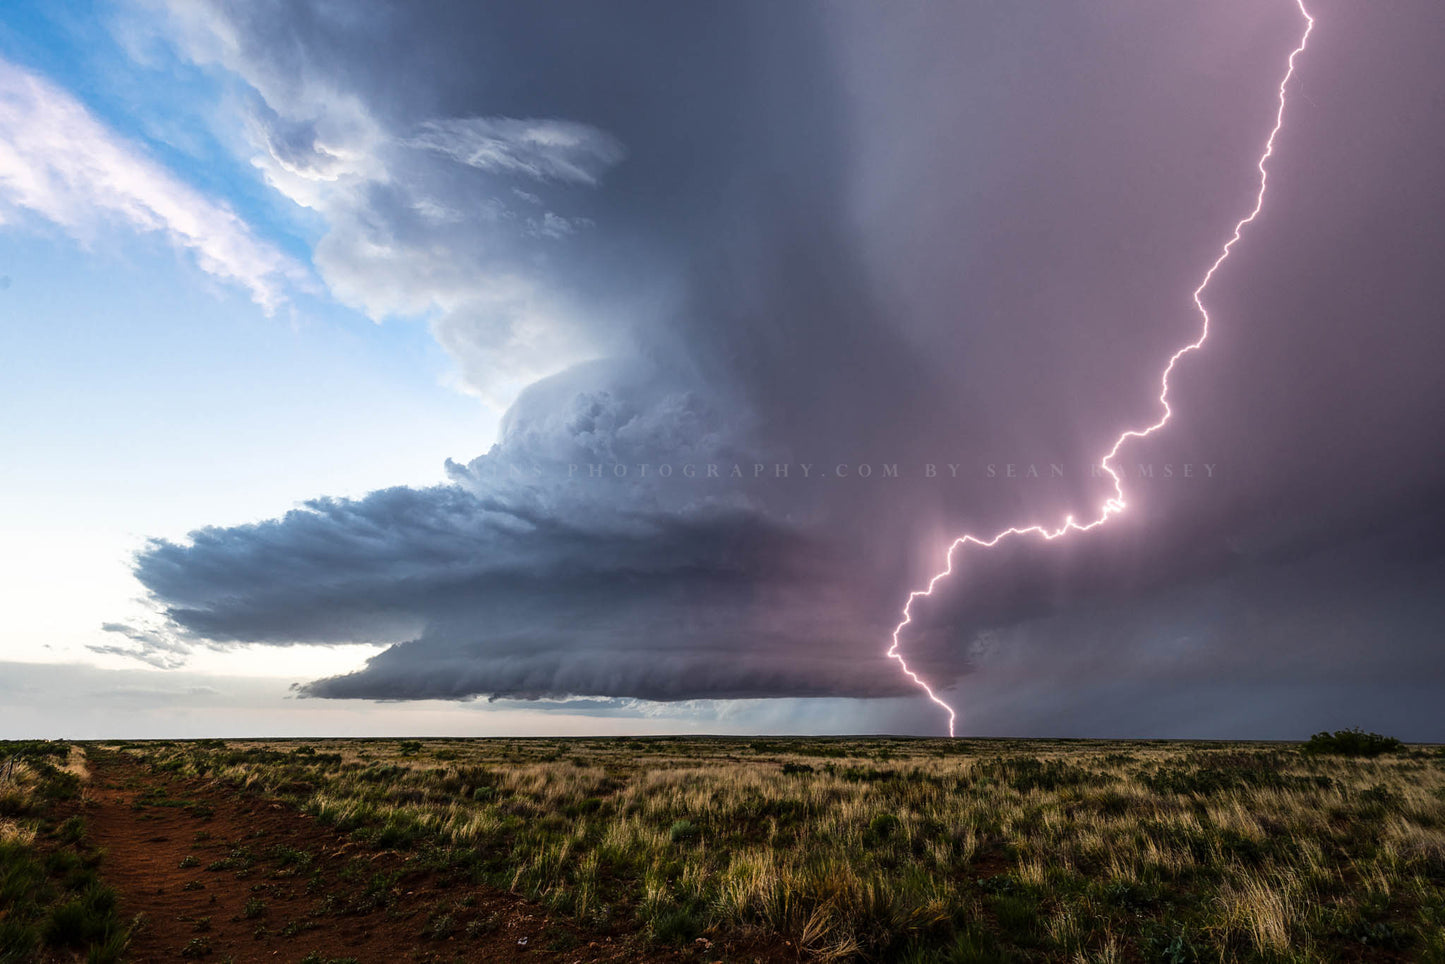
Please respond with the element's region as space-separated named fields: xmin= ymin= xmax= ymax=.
xmin=0 ymin=741 xmax=130 ymax=963
xmin=96 ymin=735 xmax=1445 ymax=962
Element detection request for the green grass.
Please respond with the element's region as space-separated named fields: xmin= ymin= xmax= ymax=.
xmin=0 ymin=742 xmax=132 ymax=963
xmin=112 ymin=735 xmax=1445 ymax=961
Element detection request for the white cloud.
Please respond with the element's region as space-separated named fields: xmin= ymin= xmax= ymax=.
xmin=144 ymin=2 xmax=627 ymax=409
xmin=526 ymin=211 xmax=593 ymax=239
xmin=91 ymin=620 xmax=193 ymax=670
xmin=0 ymin=57 xmax=302 ymax=312
xmin=407 ymin=117 xmax=625 ymax=185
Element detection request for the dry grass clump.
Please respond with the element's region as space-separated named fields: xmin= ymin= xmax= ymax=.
xmin=0 ymin=757 xmax=41 ymax=846
xmin=121 ymin=736 xmax=1445 ymax=961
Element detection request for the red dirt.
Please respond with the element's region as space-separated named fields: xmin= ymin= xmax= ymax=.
xmin=84 ymin=751 xmax=794 ymax=963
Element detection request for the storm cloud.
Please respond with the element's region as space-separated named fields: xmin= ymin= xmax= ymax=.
xmin=117 ymin=0 xmax=1445 ymax=734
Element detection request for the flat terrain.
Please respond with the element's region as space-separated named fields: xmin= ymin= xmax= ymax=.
xmin=6 ymin=737 xmax=1445 ymax=961
xmin=83 ymin=751 xmax=673 ymax=962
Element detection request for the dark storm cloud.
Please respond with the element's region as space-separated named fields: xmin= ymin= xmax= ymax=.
xmin=129 ymin=357 xmax=916 ymax=700
xmin=127 ymin=0 xmax=1445 ymax=732
xmin=137 ymin=484 xmax=910 ymax=701
xmin=133 ymin=475 xmax=917 ymax=702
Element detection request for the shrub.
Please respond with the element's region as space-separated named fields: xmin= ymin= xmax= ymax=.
xmin=650 ymin=904 xmax=703 ymax=943
xmin=668 ymin=819 xmax=698 ymax=843
xmin=1303 ymin=728 xmax=1402 ymax=758
xmin=55 ymin=816 xmax=86 ymax=845
xmin=42 ymin=883 xmax=118 ymax=948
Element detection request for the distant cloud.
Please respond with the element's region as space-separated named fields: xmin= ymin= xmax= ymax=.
xmin=526 ymin=211 xmax=593 ymax=239
xmin=407 ymin=117 xmax=625 ymax=185
xmin=0 ymin=57 xmax=302 ymax=312
xmin=91 ymin=621 xmax=194 ymax=670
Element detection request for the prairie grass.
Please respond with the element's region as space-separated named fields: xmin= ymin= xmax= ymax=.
xmin=0 ymin=741 xmax=130 ymax=963
xmin=116 ymin=736 xmax=1445 ymax=961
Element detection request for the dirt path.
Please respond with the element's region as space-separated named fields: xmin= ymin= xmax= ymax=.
xmin=84 ymin=750 xmax=737 ymax=963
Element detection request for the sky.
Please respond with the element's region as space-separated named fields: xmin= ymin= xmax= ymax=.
xmin=1 ymin=0 xmax=1441 ymax=740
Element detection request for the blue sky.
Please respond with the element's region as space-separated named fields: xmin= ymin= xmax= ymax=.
xmin=0 ymin=1 xmax=490 ymax=685
xmin=0 ymin=0 xmax=318 ymax=259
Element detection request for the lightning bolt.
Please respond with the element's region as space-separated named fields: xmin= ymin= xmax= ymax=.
xmin=887 ymin=0 xmax=1315 ymax=736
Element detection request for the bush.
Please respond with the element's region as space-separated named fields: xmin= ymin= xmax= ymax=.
xmin=1303 ymin=728 xmax=1402 ymax=758
xmin=56 ymin=816 xmax=86 ymax=845
xmin=650 ymin=904 xmax=704 ymax=944
xmin=42 ymin=883 xmax=118 ymax=948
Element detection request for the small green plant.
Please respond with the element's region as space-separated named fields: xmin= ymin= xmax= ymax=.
xmin=179 ymin=855 xmax=201 ymax=868
xmin=55 ymin=815 xmax=86 ymax=845
xmin=868 ymin=812 xmax=901 ymax=839
xmin=241 ymin=897 xmax=266 ymax=919
xmin=668 ymin=819 xmax=698 ymax=843
xmin=649 ymin=903 xmax=703 ymax=944
xmin=942 ymin=924 xmax=1010 ymax=964
xmin=1150 ymin=923 xmax=1204 ymax=964
xmin=989 ymin=894 xmax=1039 ymax=943
xmin=179 ymin=936 xmax=212 ymax=958
xmin=425 ymin=912 xmax=456 ymax=939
